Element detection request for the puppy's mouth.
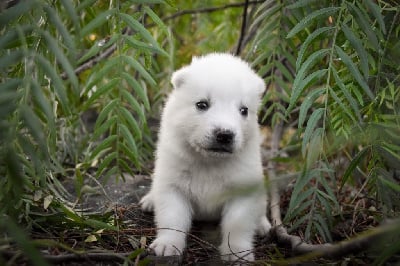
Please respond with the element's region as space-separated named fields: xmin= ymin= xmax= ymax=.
xmin=206 ymin=146 xmax=233 ymax=154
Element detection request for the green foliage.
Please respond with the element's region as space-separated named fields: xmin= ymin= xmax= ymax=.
xmin=248 ymin=1 xmax=295 ymax=125
xmin=247 ymin=0 xmax=400 ymax=244
xmin=250 ymin=1 xmax=400 ymax=240
xmin=0 ymin=0 xmax=168 ymax=262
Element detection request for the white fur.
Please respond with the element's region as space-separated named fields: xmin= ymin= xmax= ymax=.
xmin=140 ymin=53 xmax=271 ymax=262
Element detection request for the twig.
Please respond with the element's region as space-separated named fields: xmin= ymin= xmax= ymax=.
xmin=268 ymin=121 xmax=284 ymax=226
xmin=61 ymin=44 xmax=116 ymax=79
xmin=235 ymin=0 xmax=249 ymax=56
xmin=271 ymin=219 xmax=400 ymax=261
xmin=61 ymin=28 xmax=132 ymax=80
xmin=161 ymin=1 xmax=263 ymax=22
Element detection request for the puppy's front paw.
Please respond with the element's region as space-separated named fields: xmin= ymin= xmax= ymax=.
xmin=139 ymin=193 xmax=154 ymax=212
xmin=257 ymin=216 xmax=272 ymax=236
xmin=150 ymin=235 xmax=185 ymax=256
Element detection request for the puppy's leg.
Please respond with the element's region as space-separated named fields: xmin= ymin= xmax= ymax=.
xmin=140 ymin=191 xmax=154 ymax=212
xmin=151 ymin=189 xmax=192 ymax=256
xmin=257 ymin=215 xmax=272 ymax=235
xmin=219 ymin=197 xmax=259 ymax=262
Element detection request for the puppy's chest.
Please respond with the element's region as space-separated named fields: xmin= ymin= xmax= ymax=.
xmin=178 ymin=169 xmax=229 ymax=215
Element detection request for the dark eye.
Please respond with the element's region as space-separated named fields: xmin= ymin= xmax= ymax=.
xmin=196 ymin=100 xmax=209 ymax=111
xmin=240 ymin=106 xmax=248 ymax=116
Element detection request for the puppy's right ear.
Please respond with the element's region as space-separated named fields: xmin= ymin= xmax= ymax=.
xmin=171 ymin=66 xmax=189 ymax=89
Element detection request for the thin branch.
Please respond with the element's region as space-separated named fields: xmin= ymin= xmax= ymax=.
xmin=267 ymin=121 xmax=284 ymax=226
xmin=235 ymin=0 xmax=249 ymax=56
xmin=61 ymin=27 xmax=132 ymax=80
xmin=271 ymin=219 xmax=400 ymax=261
xmin=161 ymin=1 xmax=263 ymax=22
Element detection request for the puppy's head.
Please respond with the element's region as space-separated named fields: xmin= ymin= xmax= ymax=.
xmin=166 ymin=53 xmax=265 ymax=157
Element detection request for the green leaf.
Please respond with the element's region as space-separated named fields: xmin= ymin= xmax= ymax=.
xmin=119 ymin=123 xmax=138 ymax=156
xmin=296 ymin=69 xmax=327 ymax=106
xmin=118 ymin=158 xmax=133 ymax=175
xmin=287 ymin=212 xmax=309 ymax=232
xmin=35 ymin=54 xmax=70 ymax=114
xmin=0 ymin=0 xmax=37 ymax=26
xmin=288 ymin=49 xmax=329 ymax=114
xmin=43 ymin=5 xmax=74 ymax=52
xmin=287 ymin=7 xmax=340 ymax=38
xmin=299 ymin=87 xmax=325 ymax=127
xmin=377 ymin=144 xmax=400 ymax=169
xmin=128 ymin=0 xmax=165 ymax=3
xmin=347 ymin=2 xmax=379 ymax=51
xmin=341 ymin=23 xmax=369 ymax=79
xmin=314 ymin=213 xmax=332 ymax=242
xmin=331 ymin=67 xmax=361 ymax=120
xmin=79 ymin=34 xmax=119 ymax=65
xmin=77 ymin=0 xmax=97 ymax=11
xmin=90 ymin=135 xmax=117 ymax=160
xmin=0 ymin=78 xmax=21 ymax=92
xmin=60 ymin=0 xmax=80 ymax=34
xmin=121 ymin=72 xmax=150 ymax=110
xmin=119 ymin=106 xmax=142 ymax=140
xmin=0 ymin=49 xmax=24 ymax=72
xmin=19 ymin=105 xmax=47 ymax=153
xmin=95 ymin=99 xmax=119 ymax=128
xmin=317 ymin=192 xmax=332 ymax=217
xmin=119 ymin=142 xmax=140 ymax=169
xmin=0 ymin=25 xmax=34 ymax=50
xmin=287 ymin=200 xmax=313 ymax=222
xmin=84 ymin=78 xmax=120 ymax=109
xmin=288 ymin=187 xmax=314 ymax=215
xmin=302 ymin=108 xmax=324 ymax=156
xmin=335 ymin=45 xmax=374 ymax=100
xmin=329 ymin=86 xmax=357 ymax=124
xmin=306 ymin=128 xmax=323 ymax=167
xmin=143 ymin=6 xmax=169 ymax=36
xmin=364 ymin=0 xmax=386 ymax=34
xmin=84 ymin=218 xmax=118 ymax=231
xmin=30 ymin=79 xmax=55 ymax=129
xmin=84 ymin=56 xmax=120 ymax=95
xmin=97 ymin=151 xmax=118 ymax=177
xmin=378 ymin=175 xmax=400 ymax=192
xmin=275 ymin=60 xmax=294 ymax=82
xmin=93 ymin=115 xmax=118 ymax=140
xmin=297 ymin=27 xmax=334 ymax=71
xmin=287 ymin=0 xmax=318 ymax=9
xmin=289 ymin=170 xmax=315 ymax=209
xmin=121 ymin=89 xmax=146 ymax=123
xmin=0 ymin=80 xmax=20 ymax=118
xmin=81 ymin=9 xmax=116 ymax=37
xmin=122 ymin=55 xmax=156 ymax=86
xmin=340 ymin=146 xmax=369 ymax=189
xmin=119 ymin=13 xmax=159 ymax=48
xmin=41 ymin=31 xmax=78 ymax=93
xmin=124 ymin=36 xmax=168 ymax=57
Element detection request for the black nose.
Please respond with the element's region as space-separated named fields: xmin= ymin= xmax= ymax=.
xmin=215 ymin=129 xmax=235 ymax=145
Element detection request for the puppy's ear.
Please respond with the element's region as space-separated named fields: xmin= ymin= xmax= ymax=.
xmin=171 ymin=66 xmax=189 ymax=89
xmin=254 ymin=76 xmax=266 ymax=97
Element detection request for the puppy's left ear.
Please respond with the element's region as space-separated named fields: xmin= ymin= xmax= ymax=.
xmin=254 ymin=76 xmax=266 ymax=97
xmin=171 ymin=66 xmax=189 ymax=89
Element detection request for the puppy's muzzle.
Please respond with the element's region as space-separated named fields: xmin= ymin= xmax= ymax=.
xmin=207 ymin=129 xmax=235 ymax=153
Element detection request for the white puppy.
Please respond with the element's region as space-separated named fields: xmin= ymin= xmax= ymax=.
xmin=140 ymin=53 xmax=271 ymax=262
